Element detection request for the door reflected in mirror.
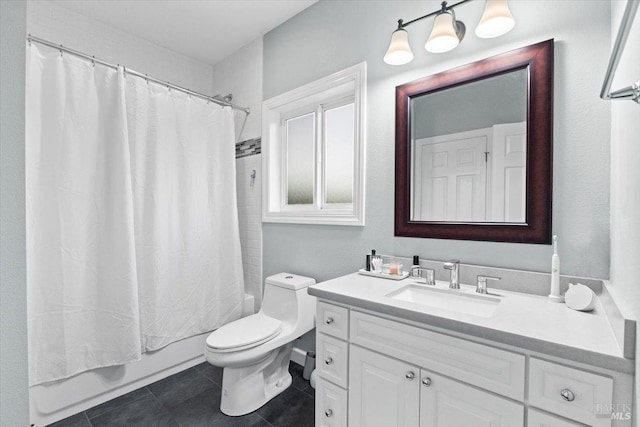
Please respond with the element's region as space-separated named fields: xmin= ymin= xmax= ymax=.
xmin=410 ymin=69 xmax=527 ymax=223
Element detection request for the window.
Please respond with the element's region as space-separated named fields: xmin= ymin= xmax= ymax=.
xmin=263 ymin=62 xmax=366 ymax=225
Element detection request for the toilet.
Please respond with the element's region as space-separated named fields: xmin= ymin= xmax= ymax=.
xmin=204 ymin=272 xmax=316 ymax=416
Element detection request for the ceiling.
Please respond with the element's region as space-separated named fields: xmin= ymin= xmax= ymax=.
xmin=51 ymin=0 xmax=317 ymax=65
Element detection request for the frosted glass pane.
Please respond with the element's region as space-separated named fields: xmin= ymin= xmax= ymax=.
xmin=286 ymin=113 xmax=315 ymax=205
xmin=324 ymin=103 xmax=354 ymax=204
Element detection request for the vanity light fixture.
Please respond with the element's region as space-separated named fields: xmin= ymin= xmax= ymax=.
xmin=425 ymin=5 xmax=465 ymax=53
xmin=383 ymin=0 xmax=516 ymax=65
xmin=475 ymin=0 xmax=516 ymax=38
xmin=384 ymin=28 xmax=414 ymax=65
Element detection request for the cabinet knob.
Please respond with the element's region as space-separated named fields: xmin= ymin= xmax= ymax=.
xmin=325 ymin=409 xmax=333 ymax=418
xmin=422 ymin=377 xmax=432 ymax=387
xmin=325 ymin=317 xmax=334 ymax=325
xmin=560 ymin=389 xmax=575 ymax=402
xmin=405 ymin=371 xmax=415 ymax=380
xmin=325 ymin=357 xmax=333 ymax=365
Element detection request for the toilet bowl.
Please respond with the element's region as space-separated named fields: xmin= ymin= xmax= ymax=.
xmin=205 ymin=272 xmax=316 ymax=416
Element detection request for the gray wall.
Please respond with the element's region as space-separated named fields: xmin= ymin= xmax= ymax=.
xmin=412 ymin=69 xmax=526 ymax=139
xmin=0 ymin=1 xmax=29 ymax=426
xmin=263 ymin=0 xmax=612 ymax=283
xmin=609 ymin=1 xmax=640 ymax=423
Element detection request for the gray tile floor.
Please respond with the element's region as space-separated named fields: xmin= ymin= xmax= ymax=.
xmin=47 ymin=362 xmax=315 ymax=427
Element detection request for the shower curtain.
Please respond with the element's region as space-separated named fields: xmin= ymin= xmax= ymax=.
xmin=26 ymin=43 xmax=244 ymax=385
xmin=126 ymin=73 xmax=244 ymax=352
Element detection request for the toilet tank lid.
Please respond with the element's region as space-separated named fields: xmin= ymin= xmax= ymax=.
xmin=266 ymin=273 xmax=315 ymax=290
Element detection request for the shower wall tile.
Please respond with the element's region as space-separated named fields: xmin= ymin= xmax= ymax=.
xmin=236 ymin=154 xmax=263 ymax=312
xmin=236 ymin=137 xmax=262 ymax=159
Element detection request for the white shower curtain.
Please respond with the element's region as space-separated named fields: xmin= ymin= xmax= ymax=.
xmin=26 ymin=44 xmax=141 ymax=385
xmin=26 ymin=43 xmax=244 ymax=385
xmin=126 ymin=74 xmax=244 ymax=352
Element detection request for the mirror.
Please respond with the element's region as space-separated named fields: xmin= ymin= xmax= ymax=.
xmin=395 ymin=40 xmax=553 ymax=244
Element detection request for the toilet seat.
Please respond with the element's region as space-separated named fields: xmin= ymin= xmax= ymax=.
xmin=206 ymin=313 xmax=282 ymax=353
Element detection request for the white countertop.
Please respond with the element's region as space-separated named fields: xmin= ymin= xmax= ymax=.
xmin=308 ymin=272 xmax=634 ymax=373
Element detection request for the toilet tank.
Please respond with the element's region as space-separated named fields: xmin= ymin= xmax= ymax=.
xmin=265 ymin=272 xmax=315 ymax=290
xmin=261 ymin=273 xmax=316 ymax=325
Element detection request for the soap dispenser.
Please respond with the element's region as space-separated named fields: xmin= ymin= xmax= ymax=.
xmin=410 ymin=255 xmax=420 ymax=278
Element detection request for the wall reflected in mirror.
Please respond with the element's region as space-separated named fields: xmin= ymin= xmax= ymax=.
xmin=410 ymin=69 xmax=527 ymax=223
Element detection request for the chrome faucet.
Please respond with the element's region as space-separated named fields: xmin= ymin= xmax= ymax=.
xmin=476 ymin=275 xmax=501 ymax=294
xmin=443 ymin=259 xmax=460 ymax=289
xmin=410 ymin=266 xmax=435 ymax=286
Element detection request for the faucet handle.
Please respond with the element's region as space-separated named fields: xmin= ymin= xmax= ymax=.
xmin=443 ymin=259 xmax=460 ymax=269
xmin=411 ymin=267 xmax=435 ymax=285
xmin=476 ymin=275 xmax=501 ymax=294
xmin=477 ymin=275 xmax=501 ymax=282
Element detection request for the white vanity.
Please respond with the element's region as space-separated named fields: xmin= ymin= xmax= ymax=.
xmin=308 ymin=272 xmax=634 ymax=427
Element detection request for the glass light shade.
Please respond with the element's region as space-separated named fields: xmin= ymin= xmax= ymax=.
xmin=475 ymin=0 xmax=516 ymax=38
xmin=384 ymin=28 xmax=414 ymax=65
xmin=425 ymin=12 xmax=460 ymax=53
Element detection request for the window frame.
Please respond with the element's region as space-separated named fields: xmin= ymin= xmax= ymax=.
xmin=262 ymin=62 xmax=366 ymax=226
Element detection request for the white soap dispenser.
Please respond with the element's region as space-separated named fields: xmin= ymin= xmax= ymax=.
xmin=548 ymin=235 xmax=564 ymax=302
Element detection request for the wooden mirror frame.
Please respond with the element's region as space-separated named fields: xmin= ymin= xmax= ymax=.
xmin=395 ymin=39 xmax=554 ymax=244
xmin=395 ymin=40 xmax=553 ymax=244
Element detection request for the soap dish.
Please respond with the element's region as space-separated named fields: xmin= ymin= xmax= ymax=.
xmin=358 ymin=269 xmax=409 ymax=281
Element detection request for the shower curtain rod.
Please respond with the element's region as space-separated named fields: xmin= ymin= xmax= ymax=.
xmin=27 ymin=34 xmax=251 ymax=114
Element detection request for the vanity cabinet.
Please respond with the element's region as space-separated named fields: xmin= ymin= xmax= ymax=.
xmin=315 ymin=300 xmax=630 ymax=427
xmin=527 ymin=409 xmax=588 ymax=427
xmin=348 ymin=345 xmax=524 ymax=427
xmin=317 ymin=380 xmax=348 ymax=427
xmin=420 ymin=368 xmax=524 ymax=427
xmin=528 ymin=358 xmax=613 ymax=427
xmin=349 ymin=345 xmax=419 ymax=427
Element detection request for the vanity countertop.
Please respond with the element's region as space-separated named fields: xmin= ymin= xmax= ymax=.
xmin=308 ymin=272 xmax=634 ymax=373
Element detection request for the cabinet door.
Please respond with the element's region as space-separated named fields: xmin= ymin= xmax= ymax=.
xmin=349 ymin=345 xmax=420 ymax=427
xmin=420 ymin=369 xmax=524 ymax=427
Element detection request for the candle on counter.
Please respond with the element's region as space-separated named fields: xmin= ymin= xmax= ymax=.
xmin=389 ymin=263 xmax=400 ymax=275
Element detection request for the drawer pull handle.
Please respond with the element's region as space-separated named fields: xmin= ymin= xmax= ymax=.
xmin=560 ymin=389 xmax=575 ymax=402
xmin=325 ymin=317 xmax=335 ymax=325
xmin=422 ymin=377 xmax=432 ymax=387
xmin=325 ymin=409 xmax=333 ymax=418
xmin=405 ymin=371 xmax=415 ymax=380
xmin=325 ymin=357 xmax=333 ymax=365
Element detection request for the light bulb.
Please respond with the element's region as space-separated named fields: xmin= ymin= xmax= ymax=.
xmin=475 ymin=0 xmax=516 ymax=39
xmin=384 ymin=28 xmax=414 ymax=65
xmin=425 ymin=12 xmax=460 ymax=53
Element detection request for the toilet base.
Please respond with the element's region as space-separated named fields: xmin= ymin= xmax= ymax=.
xmin=220 ymin=342 xmax=294 ymax=416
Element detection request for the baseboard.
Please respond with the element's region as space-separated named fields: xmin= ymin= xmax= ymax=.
xmin=290 ymin=346 xmax=307 ymax=366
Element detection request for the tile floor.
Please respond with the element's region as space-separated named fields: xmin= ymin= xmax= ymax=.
xmin=47 ymin=362 xmax=315 ymax=427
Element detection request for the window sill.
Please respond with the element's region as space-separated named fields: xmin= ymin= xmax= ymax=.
xmin=262 ymin=210 xmax=364 ymax=226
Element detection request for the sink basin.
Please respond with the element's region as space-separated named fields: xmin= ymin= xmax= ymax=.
xmin=386 ymin=285 xmax=501 ymax=318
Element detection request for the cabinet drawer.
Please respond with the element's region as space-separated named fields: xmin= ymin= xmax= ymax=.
xmin=420 ymin=369 xmax=524 ymax=427
xmin=528 ymin=358 xmax=613 ymax=427
xmin=317 ymin=333 xmax=349 ymax=388
xmin=350 ymin=310 xmax=525 ymax=400
xmin=527 ymin=408 xmax=587 ymax=427
xmin=317 ymin=301 xmax=349 ymax=340
xmin=316 ymin=380 xmax=347 ymax=427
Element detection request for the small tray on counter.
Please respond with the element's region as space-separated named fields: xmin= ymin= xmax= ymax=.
xmin=358 ymin=269 xmax=409 ymax=281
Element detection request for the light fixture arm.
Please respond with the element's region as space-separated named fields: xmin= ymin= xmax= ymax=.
xmin=398 ymin=0 xmax=473 ymax=29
